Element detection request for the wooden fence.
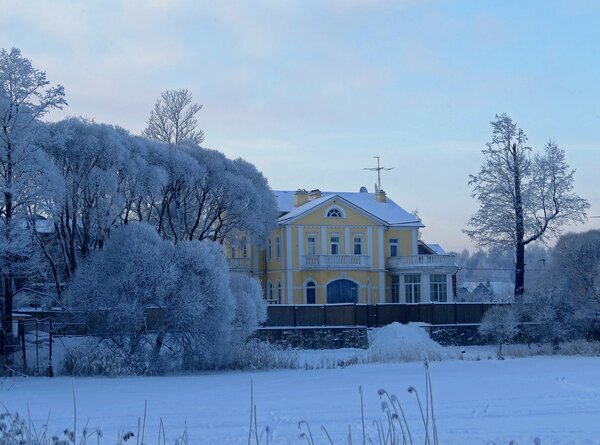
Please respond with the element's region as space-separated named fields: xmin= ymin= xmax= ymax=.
xmin=264 ymin=302 xmax=508 ymax=328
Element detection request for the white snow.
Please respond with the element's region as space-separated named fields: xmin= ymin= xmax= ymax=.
xmin=367 ymin=322 xmax=452 ymax=362
xmin=2 ymin=355 xmax=600 ymax=444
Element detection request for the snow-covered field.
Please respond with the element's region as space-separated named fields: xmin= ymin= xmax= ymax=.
xmin=2 ymin=355 xmax=600 ymax=445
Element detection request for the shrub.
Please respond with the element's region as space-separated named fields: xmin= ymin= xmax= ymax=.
xmin=478 ymin=306 xmax=518 ymax=357
xmin=62 ymin=339 xmax=149 ymax=377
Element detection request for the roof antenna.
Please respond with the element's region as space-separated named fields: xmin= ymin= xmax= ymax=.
xmin=363 ymin=156 xmax=393 ymax=192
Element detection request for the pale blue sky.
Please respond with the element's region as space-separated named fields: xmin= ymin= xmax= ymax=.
xmin=1 ymin=0 xmax=599 ymax=251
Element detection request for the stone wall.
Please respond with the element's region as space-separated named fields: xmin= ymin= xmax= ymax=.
xmin=255 ymin=326 xmax=369 ymax=349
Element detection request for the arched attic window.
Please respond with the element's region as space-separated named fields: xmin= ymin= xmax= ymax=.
xmin=326 ymin=207 xmax=344 ymax=218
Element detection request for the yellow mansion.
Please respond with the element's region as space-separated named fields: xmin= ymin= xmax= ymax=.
xmin=227 ymin=188 xmax=458 ymax=305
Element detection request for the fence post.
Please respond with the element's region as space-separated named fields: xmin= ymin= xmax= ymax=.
xmin=323 ymin=305 xmax=327 ymax=327
xmin=19 ymin=320 xmax=26 ymax=370
xmin=293 ymin=305 xmax=297 ymax=327
xmin=35 ymin=319 xmax=40 ymax=370
xmin=48 ymin=318 xmax=54 ymax=377
xmin=354 ymin=303 xmax=357 ymax=326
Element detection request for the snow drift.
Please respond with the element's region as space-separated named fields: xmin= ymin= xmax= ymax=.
xmin=368 ymin=322 xmax=450 ymax=362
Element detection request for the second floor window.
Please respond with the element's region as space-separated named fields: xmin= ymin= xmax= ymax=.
xmin=353 ymin=237 xmax=362 ymax=255
xmin=307 ymin=236 xmax=317 ymax=255
xmin=389 ymin=239 xmax=399 ymax=257
xmin=267 ymin=239 xmax=272 ymax=261
xmin=275 ymin=236 xmax=281 ymax=259
xmin=330 ymin=236 xmax=340 ymax=255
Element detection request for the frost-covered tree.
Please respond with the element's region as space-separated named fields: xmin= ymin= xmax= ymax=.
xmin=478 ymin=305 xmax=519 ymax=357
xmin=143 ymin=89 xmax=204 ymax=145
xmin=65 ymin=223 xmax=176 ymax=359
xmin=229 ymin=272 xmax=267 ymax=348
xmin=548 ymin=230 xmax=600 ymax=304
xmin=66 ymin=222 xmax=263 ymax=372
xmin=44 ymin=119 xmax=132 ymax=280
xmin=0 ymin=48 xmax=66 ymax=348
xmin=465 ymin=114 xmax=589 ymax=297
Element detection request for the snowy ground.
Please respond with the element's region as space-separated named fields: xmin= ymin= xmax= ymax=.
xmin=2 ymin=355 xmax=600 ymax=445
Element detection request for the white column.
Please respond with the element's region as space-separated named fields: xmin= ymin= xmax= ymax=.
xmin=400 ymin=274 xmax=406 ymax=303
xmin=321 ymin=226 xmax=327 ymax=255
xmin=344 ymin=227 xmax=351 ymax=254
xmin=286 ymin=226 xmax=293 ymax=304
xmin=377 ymin=226 xmax=384 ymax=270
xmin=367 ymin=227 xmax=373 ymax=268
xmin=379 ymin=271 xmax=385 ymax=303
xmin=298 ymin=225 xmax=304 ymax=266
xmin=422 ymin=274 xmax=431 ymax=303
xmin=412 ymin=229 xmax=418 ymax=255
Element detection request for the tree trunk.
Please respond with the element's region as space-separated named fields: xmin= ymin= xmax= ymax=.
xmin=512 ymin=143 xmax=526 ymax=298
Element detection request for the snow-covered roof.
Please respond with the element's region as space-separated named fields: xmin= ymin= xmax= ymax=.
xmin=426 ymin=243 xmax=446 ymax=255
xmin=274 ymin=190 xmax=424 ymax=228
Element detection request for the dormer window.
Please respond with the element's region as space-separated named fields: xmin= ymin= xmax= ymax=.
xmin=326 ymin=207 xmax=343 ymax=218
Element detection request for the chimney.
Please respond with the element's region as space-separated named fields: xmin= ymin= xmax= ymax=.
xmin=375 ymin=189 xmax=387 ymax=203
xmin=294 ymin=189 xmax=309 ymax=207
xmin=308 ymin=189 xmax=322 ymax=200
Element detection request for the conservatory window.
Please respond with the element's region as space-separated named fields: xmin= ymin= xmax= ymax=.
xmin=430 ymin=274 xmax=448 ymax=302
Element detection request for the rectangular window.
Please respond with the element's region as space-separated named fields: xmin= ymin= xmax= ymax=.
xmin=405 ymin=274 xmax=421 ymax=303
xmin=330 ymin=236 xmax=340 ymax=255
xmin=430 ymin=274 xmax=448 ymax=302
xmin=389 ymin=239 xmax=399 ymax=257
xmin=242 ymin=237 xmax=247 ymax=258
xmin=230 ymin=245 xmax=236 ymax=258
xmin=267 ymin=239 xmax=272 ymax=261
xmin=275 ymin=236 xmax=281 ymax=259
xmin=391 ymin=275 xmax=400 ymax=303
xmin=353 ymin=237 xmax=362 ymax=255
xmin=307 ymin=236 xmax=317 ymax=255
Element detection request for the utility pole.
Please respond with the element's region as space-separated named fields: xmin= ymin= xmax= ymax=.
xmin=363 ymin=156 xmax=393 ymax=191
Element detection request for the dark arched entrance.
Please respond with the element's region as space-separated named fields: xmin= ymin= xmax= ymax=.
xmin=327 ymin=279 xmax=358 ymax=304
xmin=306 ymin=281 xmax=316 ymax=304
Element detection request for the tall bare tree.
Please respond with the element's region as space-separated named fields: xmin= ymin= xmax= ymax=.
xmin=465 ymin=114 xmax=589 ymax=297
xmin=143 ymin=89 xmax=204 ymax=145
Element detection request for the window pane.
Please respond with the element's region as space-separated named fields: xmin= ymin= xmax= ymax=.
xmin=353 ymin=237 xmax=362 ymax=255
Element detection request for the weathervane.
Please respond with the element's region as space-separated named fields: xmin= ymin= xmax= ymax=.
xmin=363 ymin=156 xmax=393 ymax=192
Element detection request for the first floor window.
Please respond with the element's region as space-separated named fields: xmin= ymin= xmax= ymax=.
xmin=430 ymin=274 xmax=447 ymax=302
xmin=275 ymin=236 xmax=281 ymax=259
xmin=405 ymin=274 xmax=421 ymax=303
xmin=276 ymin=281 xmax=282 ymax=304
xmin=391 ymin=275 xmax=400 ymax=303
xmin=267 ymin=282 xmax=273 ymax=301
xmin=267 ymin=239 xmax=272 ymax=260
xmin=242 ymin=237 xmax=247 ymax=258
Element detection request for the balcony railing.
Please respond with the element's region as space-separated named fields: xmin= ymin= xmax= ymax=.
xmin=301 ymin=254 xmax=371 ymax=269
xmin=387 ymin=254 xmax=457 ymax=270
xmin=227 ymin=257 xmax=252 ymax=270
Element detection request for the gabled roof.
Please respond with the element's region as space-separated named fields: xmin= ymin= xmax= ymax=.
xmin=273 ymin=190 xmax=424 ymax=228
